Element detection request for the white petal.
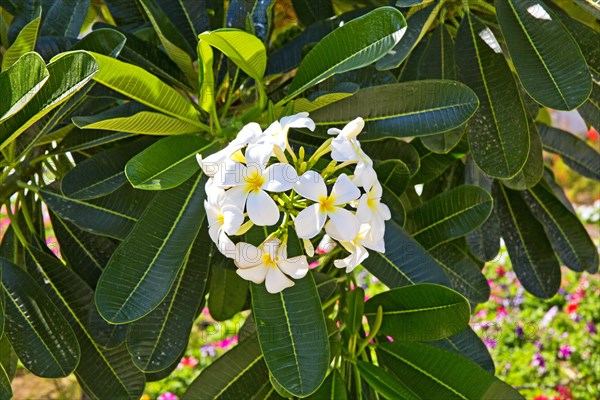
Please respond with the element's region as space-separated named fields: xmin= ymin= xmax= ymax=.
xmin=208 ymin=222 xmax=220 ymax=244
xmin=236 ymin=264 xmax=268 ymax=284
xmin=221 ymin=205 xmax=244 ymax=235
xmin=214 ymin=161 xmax=246 ymax=187
xmin=334 ymin=244 xmax=368 ymax=273
xmin=353 ymin=163 xmax=377 ymax=188
xmin=278 ymin=256 xmax=309 ymax=279
xmin=327 ymin=128 xmax=342 ymax=136
xmin=340 ymin=117 xmax=365 ymax=139
xmin=245 ymin=143 xmax=272 ymax=170
xmin=235 ymin=242 xmax=263 ymax=268
xmin=378 ymin=202 xmax=391 ymax=221
xmin=265 ymin=267 xmax=295 ymax=293
xmin=262 ymin=163 xmax=298 ymax=192
xmin=247 ymin=190 xmax=280 ymax=226
xmin=294 ymin=203 xmax=327 ymax=239
xmin=294 ymin=170 xmax=327 ymax=201
xmin=331 ymin=173 xmax=360 ymax=205
xmin=281 ymin=112 xmax=315 ymax=131
xmin=232 ymin=122 xmax=262 ymax=146
xmin=326 ymin=207 xmax=360 ymax=241
xmin=368 ymin=216 xmax=386 ymax=242
xmin=261 ymin=121 xmax=287 ymax=150
xmin=331 ymin=137 xmax=358 ymax=162
xmin=355 ymin=194 xmax=373 ymax=223
xmin=224 ymin=185 xmax=249 ymax=211
xmin=217 ymin=231 xmax=237 ymax=259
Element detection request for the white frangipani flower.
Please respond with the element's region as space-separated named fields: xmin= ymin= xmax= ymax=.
xmin=215 ymin=144 xmax=298 ymax=226
xmin=355 ymin=182 xmax=391 ymax=241
xmin=294 ymin=171 xmax=360 ymax=241
xmin=234 ymin=239 xmax=309 ymax=293
xmin=259 ymin=112 xmax=316 ymax=151
xmin=334 ymin=223 xmax=385 ymax=272
xmin=196 ymin=123 xmax=262 ymax=176
xmin=204 ymin=182 xmax=244 ymax=258
xmin=327 ymin=117 xmax=376 ymax=188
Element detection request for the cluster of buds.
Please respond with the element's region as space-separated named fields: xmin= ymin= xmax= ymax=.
xmin=197 ymin=113 xmax=390 ymax=293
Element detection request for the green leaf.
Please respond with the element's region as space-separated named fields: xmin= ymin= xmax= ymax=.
xmin=53 ymin=128 xmax=135 ymax=155
xmin=0 ymin=334 xmax=18 ymax=382
xmin=0 ymin=51 xmax=98 ymax=151
xmin=495 ymin=0 xmax=592 ymax=110
xmin=88 ymin=52 xmax=203 ymax=127
xmin=251 ymin=273 xmax=329 ymax=397
xmin=356 ymin=360 xmax=419 ymax=400
xmin=378 ymin=342 xmax=524 ymax=399
xmin=538 ymin=124 xmax=600 ymax=181
xmin=40 ymin=0 xmax=89 ymax=38
xmin=127 ymin=220 xmax=210 ymax=372
xmin=0 ymin=52 xmax=48 ymax=123
xmin=126 ymin=135 xmax=218 ymax=190
xmin=24 ymin=246 xmax=145 ymax=399
xmin=494 ymin=182 xmax=561 ymax=298
xmin=96 ymin=172 xmax=206 ymax=323
xmin=365 ymin=284 xmax=470 ymax=341
xmin=0 ymin=257 xmax=79 ymax=378
xmin=197 ymin=40 xmax=215 ymax=113
xmin=41 ymin=185 xmax=154 ymax=240
xmin=362 ymin=220 xmax=451 ymax=288
xmin=523 ymin=183 xmax=598 ymax=272
xmin=70 ymin=28 xmax=126 ymax=58
xmin=363 ymin=139 xmax=420 ymax=176
xmin=291 ymin=0 xmax=334 ymax=26
xmin=375 ymin=1 xmax=443 ymax=70
xmin=375 ymin=160 xmax=411 ymax=197
xmin=0 ymin=340 xmax=11 ymax=400
xmin=346 ymin=287 xmax=365 ymax=335
xmin=502 ymin=118 xmax=544 ymax=190
xmin=138 ymin=0 xmax=197 ymax=88
xmin=456 ymin=12 xmax=529 ymax=178
xmin=429 ymin=327 xmax=495 ymax=374
xmin=578 ymin=83 xmax=599 ymax=129
xmin=61 ymin=138 xmax=154 ymax=200
xmin=285 ymin=7 xmax=407 ymax=100
xmin=182 ymin=335 xmax=272 ymax=400
xmin=430 ymin=243 xmax=490 ymax=304
xmin=291 ymin=88 xmax=358 ymax=114
xmin=309 ymin=369 xmax=347 ymax=400
xmin=208 ymin=253 xmax=249 ymax=321
xmin=199 ymin=28 xmax=267 ymax=83
xmin=311 ymin=81 xmax=478 ymax=139
xmin=1 ymin=11 xmax=40 ymax=71
xmin=406 ymin=185 xmax=493 ymax=250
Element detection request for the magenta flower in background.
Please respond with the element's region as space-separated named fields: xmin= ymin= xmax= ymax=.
xmin=308 ymin=261 xmax=320 ymax=269
xmin=157 ymin=392 xmax=178 ymax=400
xmin=558 ymin=345 xmax=574 ymax=359
xmin=178 ymin=356 xmax=198 ymax=368
xmin=532 ymin=353 xmax=546 ymax=373
xmin=586 ymin=322 xmax=597 ymax=335
xmin=483 ymin=337 xmax=497 ymax=349
xmin=214 ymin=335 xmax=238 ymax=349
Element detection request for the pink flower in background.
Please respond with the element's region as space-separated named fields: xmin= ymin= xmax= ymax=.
xmin=532 ymin=353 xmax=546 ymax=373
xmin=476 ymin=309 xmax=488 ymax=319
xmin=201 ymin=307 xmax=210 ymax=316
xmin=309 ymin=261 xmax=319 ymax=269
xmin=557 ymin=345 xmax=573 ymax=359
xmin=483 ymin=337 xmax=497 ymax=349
xmin=566 ymin=303 xmax=578 ymax=314
xmin=496 ymin=306 xmax=508 ymax=320
xmin=495 ymin=266 xmax=506 ymax=277
xmin=178 ymin=356 xmax=198 ymax=368
xmin=533 ymin=395 xmax=549 ymax=400
xmin=157 ymin=392 xmax=178 ymax=400
xmin=214 ymin=335 xmax=238 ymax=349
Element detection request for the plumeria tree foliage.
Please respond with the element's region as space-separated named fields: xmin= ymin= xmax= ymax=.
xmin=0 ymin=0 xmax=598 ymax=399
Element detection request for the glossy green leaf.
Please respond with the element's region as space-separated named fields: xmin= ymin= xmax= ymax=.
xmin=183 ymin=335 xmax=272 ymax=400
xmin=494 ymin=183 xmax=561 ymax=298
xmin=363 ymin=220 xmax=451 ymax=288
xmin=409 ymin=139 xmax=462 ymax=185
xmin=365 ymin=284 xmax=470 ymax=341
xmin=456 ymin=13 xmax=529 ymax=178
xmin=502 ymin=118 xmax=544 ymax=190
xmin=41 ymin=185 xmax=154 ymax=240
xmin=578 ymin=83 xmax=599 ymax=129
xmin=523 ymin=183 xmax=598 ymax=272
xmin=1 ymin=11 xmax=40 ymax=71
xmin=251 ymin=273 xmax=329 ymax=397
xmin=430 ymin=243 xmax=490 ymax=304
xmin=429 ymin=327 xmax=495 ymax=374
xmin=406 ymin=185 xmax=493 ymax=250
xmin=495 ymin=0 xmax=592 ymax=110
xmin=127 ymin=220 xmax=209 ymax=372
xmin=291 ymin=89 xmax=358 ymax=114
xmin=0 ymin=257 xmax=79 ymax=378
xmin=208 ymin=257 xmax=249 ymax=321
xmin=89 ymin=52 xmax=203 ymax=127
xmin=376 ymin=1 xmax=443 ymax=70
xmin=0 ymin=51 xmax=98 ymax=151
xmin=356 ymin=360 xmax=419 ymax=400
xmin=375 ymin=160 xmax=411 ymax=197
xmin=362 ymin=139 xmax=420 ymax=176
xmin=226 ymin=0 xmax=274 ymax=43
xmin=199 ymin=29 xmax=267 ymax=82
xmin=126 ymin=135 xmax=218 ymax=190
xmin=138 ymin=0 xmax=197 ymax=87
xmin=0 ymin=338 xmax=11 ymax=400
xmin=311 ymin=80 xmax=479 ymax=139
xmin=197 ymin=40 xmax=215 ymax=113
xmin=346 ymin=287 xmax=365 ymax=335
xmin=538 ymin=124 xmax=600 ymax=181
xmin=378 ymin=342 xmax=524 ymax=399
xmin=40 ymin=0 xmax=89 ymax=38
xmin=96 ymin=172 xmax=206 ymax=323
xmin=292 ymin=0 xmax=334 ymax=25
xmin=0 ymin=52 xmax=48 ymax=123
xmin=24 ymin=246 xmax=145 ymax=399
xmin=70 ymin=28 xmax=126 ymax=58
xmin=0 ymin=335 xmax=17 ymax=383
xmin=285 ymin=7 xmax=407 ymax=100
xmin=61 ymin=138 xmax=154 ymax=200
xmin=53 ymin=128 xmax=135 ymax=154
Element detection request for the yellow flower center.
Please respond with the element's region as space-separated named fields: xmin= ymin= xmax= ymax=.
xmin=244 ymin=169 xmax=265 ymax=192
xmin=367 ymin=197 xmax=377 ymax=209
xmin=319 ymin=195 xmax=336 ymax=213
xmin=262 ymin=252 xmax=278 ymax=268
xmin=217 ymin=213 xmax=225 ymax=225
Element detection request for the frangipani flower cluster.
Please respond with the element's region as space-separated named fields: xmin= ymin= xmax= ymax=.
xmin=197 ymin=112 xmax=390 ymax=293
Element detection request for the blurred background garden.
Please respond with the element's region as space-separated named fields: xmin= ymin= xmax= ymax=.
xmin=1 ymin=113 xmax=598 ymax=399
